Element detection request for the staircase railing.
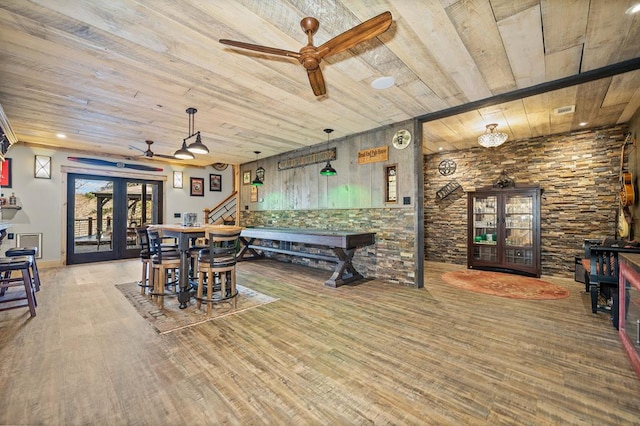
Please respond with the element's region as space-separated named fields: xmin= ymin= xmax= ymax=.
xmin=203 ymin=191 xmax=238 ymax=225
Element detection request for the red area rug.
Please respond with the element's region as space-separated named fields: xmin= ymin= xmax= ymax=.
xmin=442 ymin=270 xmax=569 ymax=300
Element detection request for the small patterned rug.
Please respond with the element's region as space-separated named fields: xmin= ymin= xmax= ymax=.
xmin=116 ymin=282 xmax=278 ymax=334
xmin=442 ymin=270 xmax=569 ymax=300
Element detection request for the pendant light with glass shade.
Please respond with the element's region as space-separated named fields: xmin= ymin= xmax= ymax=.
xmin=251 ymin=151 xmax=263 ymax=186
xmin=477 ymin=123 xmax=508 ymax=148
xmin=320 ymin=128 xmax=337 ymax=176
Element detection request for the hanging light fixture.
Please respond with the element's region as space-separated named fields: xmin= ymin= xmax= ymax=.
xmin=174 ymin=139 xmax=194 ymax=160
xmin=251 ymin=151 xmax=263 ymax=186
xmin=320 ymin=128 xmax=337 ymax=176
xmin=174 ymin=107 xmax=208 ymax=159
xmin=185 ymin=107 xmax=209 ymax=154
xmin=477 ymin=123 xmax=508 ymax=148
xmin=187 ymin=131 xmax=208 ymax=154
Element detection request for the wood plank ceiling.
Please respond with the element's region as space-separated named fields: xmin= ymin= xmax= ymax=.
xmin=1 ymin=0 xmax=639 ymax=166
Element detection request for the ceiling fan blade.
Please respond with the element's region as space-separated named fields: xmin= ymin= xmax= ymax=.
xmin=316 ymin=11 xmax=392 ymax=59
xmin=128 ymin=144 xmax=145 ymax=154
xmin=154 ymin=153 xmax=177 ymax=159
xmin=220 ymin=39 xmax=301 ymax=59
xmin=307 ymin=67 xmax=326 ymax=96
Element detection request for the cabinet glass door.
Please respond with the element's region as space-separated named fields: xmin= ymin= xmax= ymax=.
xmin=504 ymin=195 xmax=533 ymax=266
xmin=472 ymin=195 xmax=498 ymax=262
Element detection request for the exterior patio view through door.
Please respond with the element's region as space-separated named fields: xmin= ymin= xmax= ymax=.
xmin=66 ymin=174 xmax=164 ymax=265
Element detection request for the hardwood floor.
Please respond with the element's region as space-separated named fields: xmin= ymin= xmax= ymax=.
xmin=1 ymin=259 xmax=639 ymax=425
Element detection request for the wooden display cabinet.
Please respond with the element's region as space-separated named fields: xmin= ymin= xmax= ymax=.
xmin=467 ymin=186 xmax=541 ymax=277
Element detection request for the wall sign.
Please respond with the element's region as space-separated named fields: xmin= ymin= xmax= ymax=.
xmin=277 ymin=148 xmax=336 ymax=171
xmin=435 ymin=180 xmax=461 ymax=201
xmin=358 ymin=146 xmax=388 ymax=165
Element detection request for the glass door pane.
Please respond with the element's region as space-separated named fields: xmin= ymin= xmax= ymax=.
xmin=504 ymin=194 xmax=533 ymax=266
xmin=72 ymin=178 xmax=115 ymax=255
xmin=125 ymin=182 xmax=161 ymax=251
xmin=472 ymin=195 xmax=498 ymax=262
xmin=67 ymin=175 xmax=163 ymax=264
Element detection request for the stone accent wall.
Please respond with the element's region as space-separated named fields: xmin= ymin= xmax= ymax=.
xmin=240 ymin=208 xmax=416 ymax=286
xmin=425 ymin=125 xmax=627 ymax=277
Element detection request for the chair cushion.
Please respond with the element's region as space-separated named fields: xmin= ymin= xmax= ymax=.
xmin=5 ymin=247 xmax=37 ymax=257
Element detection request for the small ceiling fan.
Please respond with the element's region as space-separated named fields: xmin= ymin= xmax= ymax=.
xmin=220 ymin=11 xmax=392 ymax=96
xmin=129 ymin=140 xmax=175 ymax=160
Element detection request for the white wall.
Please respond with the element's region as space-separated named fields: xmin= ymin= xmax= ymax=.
xmin=1 ymin=144 xmax=234 ymax=265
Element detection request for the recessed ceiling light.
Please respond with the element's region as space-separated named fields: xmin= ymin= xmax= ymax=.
xmin=579 ymin=122 xmax=588 ymax=126
xmin=371 ymin=76 xmax=395 ymax=90
xmin=56 ymin=133 xmax=67 ymax=138
xmin=438 ymin=147 xmax=443 ymax=151
xmin=625 ymin=3 xmax=640 ymax=14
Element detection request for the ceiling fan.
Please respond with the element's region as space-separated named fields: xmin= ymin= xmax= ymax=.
xmin=129 ymin=140 xmax=175 ymax=160
xmin=220 ymin=11 xmax=392 ymax=96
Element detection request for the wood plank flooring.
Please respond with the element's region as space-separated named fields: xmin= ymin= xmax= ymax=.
xmin=1 ymin=259 xmax=639 ymax=425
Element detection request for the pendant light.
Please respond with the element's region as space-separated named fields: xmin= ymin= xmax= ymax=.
xmin=174 ymin=139 xmax=194 ymax=160
xmin=320 ymin=128 xmax=337 ymax=176
xmin=477 ymin=123 xmax=508 ymax=148
xmin=185 ymin=108 xmax=209 ymax=154
xmin=251 ymin=151 xmax=263 ymax=186
xmin=187 ymin=131 xmax=209 ymax=154
xmin=175 ymin=107 xmax=208 ymax=159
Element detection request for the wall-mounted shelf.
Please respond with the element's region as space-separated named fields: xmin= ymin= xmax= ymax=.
xmin=1 ymin=206 xmax=22 ymax=220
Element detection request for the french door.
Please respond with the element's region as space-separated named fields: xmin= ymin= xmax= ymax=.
xmin=66 ymin=174 xmax=163 ymax=265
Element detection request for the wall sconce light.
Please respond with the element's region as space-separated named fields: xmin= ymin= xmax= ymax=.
xmin=34 ymin=155 xmax=51 ymax=179
xmin=173 ymin=171 xmax=183 ymax=188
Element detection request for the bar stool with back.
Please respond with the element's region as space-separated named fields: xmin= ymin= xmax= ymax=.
xmin=135 ymin=226 xmax=153 ymax=296
xmin=147 ymin=230 xmax=181 ymax=308
xmin=196 ymin=226 xmax=242 ymax=315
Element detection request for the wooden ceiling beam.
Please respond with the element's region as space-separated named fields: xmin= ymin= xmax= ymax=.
xmin=417 ymin=56 xmax=640 ymax=124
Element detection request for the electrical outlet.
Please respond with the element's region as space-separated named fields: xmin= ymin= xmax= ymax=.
xmin=403 ymin=197 xmax=411 ymax=205
xmin=174 ymin=212 xmax=181 ymax=218
xmin=7 ymin=233 xmax=14 ymax=239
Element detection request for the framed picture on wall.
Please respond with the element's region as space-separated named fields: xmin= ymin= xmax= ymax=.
xmin=210 ymin=174 xmax=221 ymax=191
xmin=0 ymin=158 xmax=11 ymax=188
xmin=250 ymin=185 xmax=258 ymax=202
xmin=190 ymin=177 xmax=204 ymax=196
xmin=243 ymin=170 xmax=251 ymax=185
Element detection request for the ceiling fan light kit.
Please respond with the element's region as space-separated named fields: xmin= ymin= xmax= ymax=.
xmin=478 ymin=123 xmax=508 ymax=148
xmin=220 ymin=11 xmax=392 ymax=96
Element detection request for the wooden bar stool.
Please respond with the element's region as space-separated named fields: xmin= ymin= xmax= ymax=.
xmin=196 ymin=227 xmax=242 ymax=315
xmin=5 ymin=247 xmax=41 ymax=292
xmin=135 ymin=227 xmax=152 ymax=295
xmin=148 ymin=230 xmax=181 ymax=308
xmin=0 ymin=257 xmax=37 ymax=317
